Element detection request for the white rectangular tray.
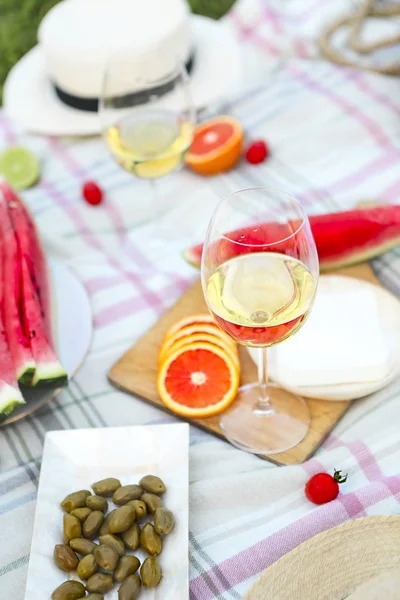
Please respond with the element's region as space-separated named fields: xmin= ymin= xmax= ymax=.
xmin=24 ymin=423 xmax=189 ymax=599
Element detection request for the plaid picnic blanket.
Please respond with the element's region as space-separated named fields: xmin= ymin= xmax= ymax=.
xmin=1 ymin=0 xmax=400 ymax=598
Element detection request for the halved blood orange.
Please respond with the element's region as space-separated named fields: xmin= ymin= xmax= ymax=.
xmin=160 ymin=323 xmax=236 ymax=360
xmin=185 ymin=116 xmax=244 ymax=176
xmin=166 ymin=314 xmax=217 ymax=337
xmin=164 ymin=333 xmax=239 ymax=367
xmin=157 ymin=342 xmax=239 ymax=418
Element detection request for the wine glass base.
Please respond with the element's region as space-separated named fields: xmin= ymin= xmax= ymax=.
xmin=219 ymin=382 xmax=310 ymax=455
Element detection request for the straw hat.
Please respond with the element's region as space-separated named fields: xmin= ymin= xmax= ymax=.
xmin=3 ymin=0 xmax=243 ymax=136
xmin=245 ymin=516 xmax=400 ymax=600
xmin=348 ymin=569 xmax=400 ymax=599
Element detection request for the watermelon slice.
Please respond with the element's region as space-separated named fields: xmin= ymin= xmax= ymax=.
xmin=183 ymin=205 xmax=400 ymax=271
xmin=0 ymin=194 xmax=36 ymax=384
xmin=20 ymin=254 xmax=67 ymax=387
xmin=0 ymin=320 xmax=25 ymax=416
xmin=0 ymin=179 xmax=52 ymax=342
xmin=0 ymin=225 xmax=25 ymax=415
xmin=0 ymin=382 xmax=25 ymax=417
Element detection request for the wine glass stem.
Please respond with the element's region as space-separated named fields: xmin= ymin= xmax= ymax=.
xmin=149 ymin=178 xmax=166 ymax=249
xmin=255 ymin=347 xmax=274 ymax=415
xmin=149 ymin=178 xmax=160 ymax=221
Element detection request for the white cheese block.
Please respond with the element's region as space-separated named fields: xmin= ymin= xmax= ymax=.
xmin=273 ymin=287 xmax=390 ymax=387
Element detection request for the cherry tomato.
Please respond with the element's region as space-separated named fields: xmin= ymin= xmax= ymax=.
xmin=82 ymin=181 xmax=103 ymax=206
xmin=245 ymin=140 xmax=269 ymax=164
xmin=305 ymin=469 xmax=348 ymax=505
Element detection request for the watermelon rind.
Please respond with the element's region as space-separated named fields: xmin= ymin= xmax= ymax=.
xmin=182 ymin=247 xmax=202 ymax=268
xmin=17 ymin=365 xmax=36 ymax=386
xmin=0 ymin=382 xmax=25 ymax=416
xmin=316 ymin=236 xmax=400 ymax=272
xmin=31 ymin=361 xmax=68 ymax=388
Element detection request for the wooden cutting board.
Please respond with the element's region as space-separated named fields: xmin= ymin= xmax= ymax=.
xmin=109 ymin=263 xmax=380 ymax=466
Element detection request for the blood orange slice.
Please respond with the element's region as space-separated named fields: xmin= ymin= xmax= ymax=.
xmin=185 ymin=116 xmax=244 ymax=176
xmin=164 ymin=333 xmax=239 ymax=367
xmin=166 ymin=313 xmax=217 ymax=337
xmin=157 ymin=342 xmax=239 ymax=418
xmin=160 ymin=323 xmax=236 ymax=359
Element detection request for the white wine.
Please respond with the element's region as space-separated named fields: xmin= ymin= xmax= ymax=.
xmin=106 ymin=110 xmax=194 ymax=179
xmin=206 ymin=252 xmax=316 ymax=347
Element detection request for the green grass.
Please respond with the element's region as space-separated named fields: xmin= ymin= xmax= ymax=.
xmin=188 ymin=0 xmax=236 ymax=20
xmin=0 ymin=0 xmax=237 ymax=104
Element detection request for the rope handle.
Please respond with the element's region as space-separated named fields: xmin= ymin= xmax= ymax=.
xmin=318 ymin=0 xmax=400 ymax=75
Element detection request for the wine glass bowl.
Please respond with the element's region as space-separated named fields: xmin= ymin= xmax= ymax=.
xmin=100 ymin=51 xmax=195 ymax=180
xmin=201 ymin=187 xmax=319 ymax=455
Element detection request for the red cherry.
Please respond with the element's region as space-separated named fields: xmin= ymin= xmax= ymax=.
xmin=82 ymin=181 xmax=103 ymax=206
xmin=245 ymin=140 xmax=269 ymax=164
xmin=305 ymin=469 xmax=348 ymax=505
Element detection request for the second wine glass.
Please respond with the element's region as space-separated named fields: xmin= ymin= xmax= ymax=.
xmin=201 ymin=187 xmax=319 ymax=455
xmin=99 ymin=47 xmax=195 ymax=224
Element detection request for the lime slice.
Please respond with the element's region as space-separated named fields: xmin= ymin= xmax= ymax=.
xmin=0 ymin=147 xmax=40 ymax=190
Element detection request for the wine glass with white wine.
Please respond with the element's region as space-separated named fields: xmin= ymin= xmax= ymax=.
xmin=202 ymin=187 xmax=319 ymax=455
xmin=99 ymin=48 xmax=195 ymax=226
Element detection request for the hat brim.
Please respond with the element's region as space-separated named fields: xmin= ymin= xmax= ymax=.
xmin=245 ymin=516 xmax=400 ymax=600
xmin=3 ymin=16 xmax=243 ymax=136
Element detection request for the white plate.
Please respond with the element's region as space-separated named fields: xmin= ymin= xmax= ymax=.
xmin=24 ymin=423 xmax=189 ymax=600
xmin=248 ymin=275 xmax=400 ymax=401
xmin=1 ymin=260 xmax=93 ymax=426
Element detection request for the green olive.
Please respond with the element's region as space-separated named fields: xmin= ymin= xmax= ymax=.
xmin=140 ymin=522 xmax=162 ymax=556
xmin=114 ymin=555 xmax=141 ymax=582
xmin=86 ymin=495 xmax=108 ymax=512
xmin=94 ymin=544 xmax=119 ymax=572
xmin=139 ymin=475 xmax=166 ymax=495
xmin=61 ymin=490 xmax=91 ymax=512
xmin=86 ymin=573 xmax=114 ymax=594
xmin=99 ymin=534 xmax=125 ymax=557
xmin=109 ymin=505 xmax=136 ymax=534
xmin=69 ymin=538 xmax=97 ymax=556
xmin=118 ymin=573 xmax=141 ymax=600
xmin=77 ymin=553 xmax=97 ymax=580
xmin=92 ymin=477 xmax=121 ymax=497
xmin=121 ymin=522 xmax=140 ymax=551
xmin=154 ymin=507 xmax=175 ymax=535
xmin=51 ymin=581 xmax=86 ymax=600
xmin=141 ymin=556 xmax=162 ymax=587
xmin=70 ymin=507 xmax=92 ymax=523
xmin=53 ymin=544 xmax=79 ymax=572
xmin=86 ymin=595 xmax=104 ymax=600
xmin=83 ymin=511 xmax=104 ymax=539
xmin=113 ymin=485 xmax=143 ymax=506
xmin=127 ymin=500 xmax=147 ymax=519
xmin=63 ymin=513 xmax=82 ymax=542
xmin=99 ymin=509 xmax=116 ymax=536
xmin=141 ymin=492 xmax=163 ymax=515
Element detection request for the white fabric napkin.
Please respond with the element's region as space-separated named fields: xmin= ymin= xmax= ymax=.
xmin=272 ymin=287 xmax=390 ymax=387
